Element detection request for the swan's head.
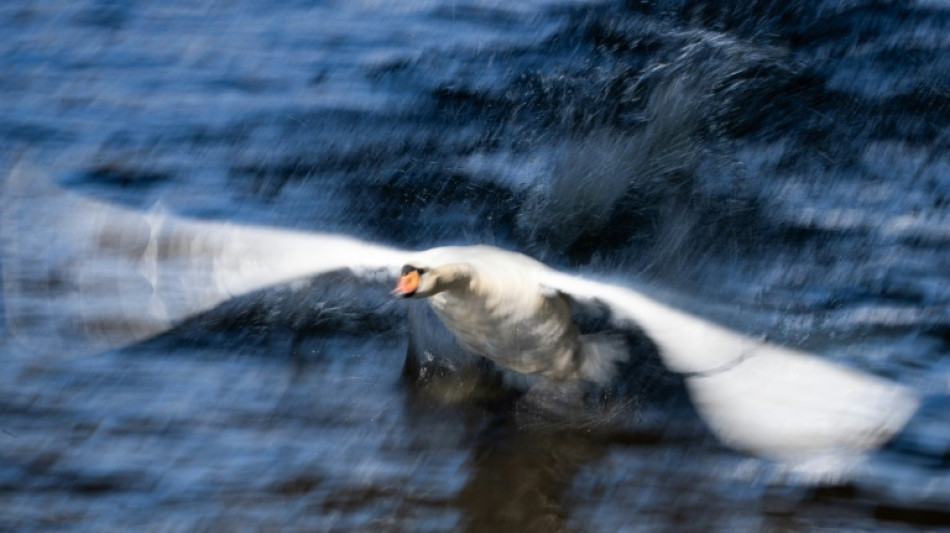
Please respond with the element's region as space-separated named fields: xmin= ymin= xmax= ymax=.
xmin=392 ymin=263 xmax=437 ymax=299
xmin=392 ymin=260 xmax=472 ymax=299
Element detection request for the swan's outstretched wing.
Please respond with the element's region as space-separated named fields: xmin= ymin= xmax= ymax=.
xmin=538 ymin=268 xmax=920 ymax=460
xmin=1 ymin=164 xmax=408 ymax=354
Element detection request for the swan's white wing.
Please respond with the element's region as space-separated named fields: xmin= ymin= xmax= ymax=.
xmin=538 ymin=268 xmax=920 ymax=460
xmin=2 ymin=164 xmax=408 ymax=354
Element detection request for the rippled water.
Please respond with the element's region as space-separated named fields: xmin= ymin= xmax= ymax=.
xmin=2 ymin=1 xmax=949 ymax=531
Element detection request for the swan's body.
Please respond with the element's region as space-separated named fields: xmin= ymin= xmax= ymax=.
xmin=394 ymin=246 xmax=589 ymax=380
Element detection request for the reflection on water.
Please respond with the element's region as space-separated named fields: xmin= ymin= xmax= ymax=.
xmin=457 ymin=425 xmax=602 ymax=532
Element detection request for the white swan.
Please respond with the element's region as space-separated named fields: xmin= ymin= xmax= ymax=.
xmin=1 ymin=165 xmax=921 ymax=460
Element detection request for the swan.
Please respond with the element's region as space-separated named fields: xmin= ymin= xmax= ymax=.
xmin=1 ymin=165 xmax=921 ymax=460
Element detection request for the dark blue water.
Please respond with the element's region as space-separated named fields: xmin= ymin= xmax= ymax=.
xmin=2 ymin=1 xmax=949 ymax=531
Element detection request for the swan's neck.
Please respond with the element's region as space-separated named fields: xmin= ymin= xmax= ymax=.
xmin=430 ymin=264 xmax=474 ymax=295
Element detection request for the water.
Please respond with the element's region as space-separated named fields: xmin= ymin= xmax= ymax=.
xmin=2 ymin=0 xmax=949 ymax=531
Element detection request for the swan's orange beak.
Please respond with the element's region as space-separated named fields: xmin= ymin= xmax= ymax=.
xmin=392 ymin=269 xmax=420 ymax=298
